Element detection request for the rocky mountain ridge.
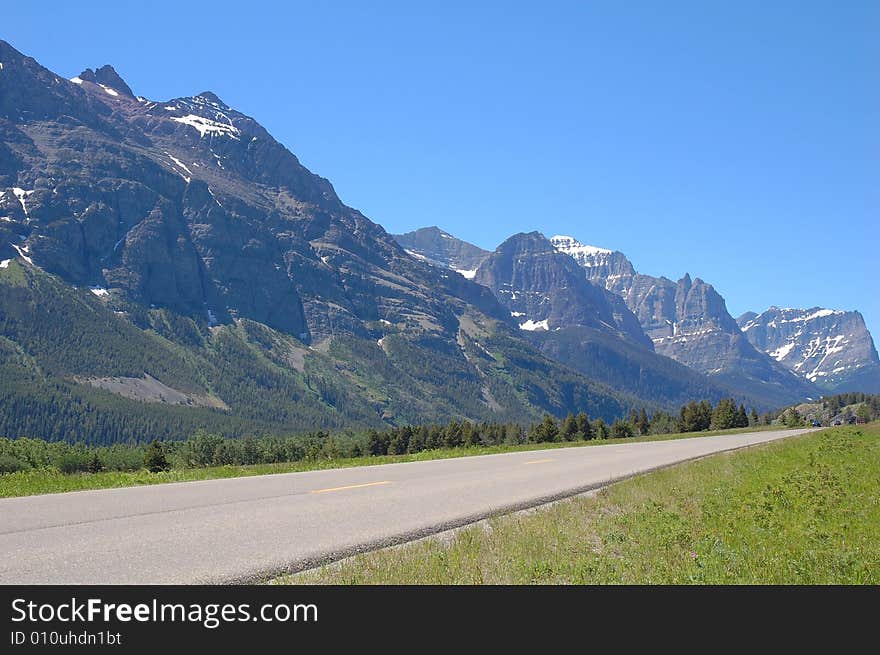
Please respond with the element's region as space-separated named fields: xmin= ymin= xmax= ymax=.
xmin=548 ymin=234 xmax=818 ymax=406
xmin=395 ymin=228 xmax=823 ymax=407
xmin=394 ymin=226 xmax=489 ymax=278
xmin=738 ymin=307 xmax=880 ymax=393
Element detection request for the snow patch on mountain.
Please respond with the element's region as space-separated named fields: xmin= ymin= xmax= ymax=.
xmin=550 ymin=235 xmax=612 ymax=258
xmin=769 ymin=342 xmax=795 ymax=361
xmin=12 ymin=188 xmax=33 ymax=217
xmin=165 ymin=153 xmax=192 ymax=182
xmin=170 ymin=114 xmax=241 ymax=139
xmin=11 ymin=243 xmax=33 ymax=265
xmin=786 ymin=308 xmax=843 ymax=323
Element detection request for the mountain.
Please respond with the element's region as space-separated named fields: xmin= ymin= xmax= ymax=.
xmin=738 ymin=307 xmax=880 ymax=393
xmin=393 ymin=226 xmax=490 ymax=278
xmin=471 ymin=232 xmax=744 ymax=408
xmin=0 ymin=40 xmax=640 ymax=442
xmin=474 ymin=232 xmax=650 ymax=347
xmin=550 ymin=235 xmax=816 ymax=407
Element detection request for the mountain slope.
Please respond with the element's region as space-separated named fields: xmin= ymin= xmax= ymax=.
xmin=0 ymin=259 xmax=640 ymax=442
xmin=0 ymin=40 xmax=643 ymax=441
xmin=550 ymin=235 xmax=816 ymax=407
xmin=739 ymin=307 xmax=880 ymax=393
xmin=0 ymin=41 xmax=504 ymax=343
xmin=393 ymin=226 xmax=490 ymax=277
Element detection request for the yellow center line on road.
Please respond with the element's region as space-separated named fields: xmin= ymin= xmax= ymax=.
xmin=309 ymin=480 xmax=392 ymax=494
xmin=522 ymin=458 xmax=555 ymax=466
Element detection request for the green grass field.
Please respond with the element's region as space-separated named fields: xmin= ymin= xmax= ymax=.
xmin=286 ymin=424 xmax=879 ymax=584
xmin=0 ymin=425 xmax=776 ymax=498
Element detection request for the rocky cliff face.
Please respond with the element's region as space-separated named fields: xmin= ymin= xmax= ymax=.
xmin=739 ymin=307 xmax=880 ymax=393
xmin=472 ymin=233 xmax=749 ymax=408
xmin=0 ymin=40 xmax=507 ymax=344
xmin=550 ymin=235 xmax=816 ymax=406
xmin=393 ymin=226 xmax=489 ymax=277
xmin=474 ymin=232 xmax=651 ymax=348
xmin=547 ymin=236 xmax=635 ymax=294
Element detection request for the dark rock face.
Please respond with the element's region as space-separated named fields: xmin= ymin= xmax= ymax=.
xmin=77 ymin=65 xmax=134 ymax=97
xmin=551 ymin=235 xmax=816 ymax=405
xmin=393 ymin=226 xmax=490 ymax=275
xmin=475 ymin=232 xmax=651 ymax=348
xmin=739 ymin=307 xmax=880 ymax=393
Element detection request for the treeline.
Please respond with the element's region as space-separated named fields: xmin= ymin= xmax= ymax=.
xmin=773 ymin=392 xmax=880 ymax=428
xmin=676 ymin=398 xmax=757 ymax=432
xmin=821 ymin=392 xmax=880 ymax=419
xmin=0 ymin=397 xmax=767 ymax=476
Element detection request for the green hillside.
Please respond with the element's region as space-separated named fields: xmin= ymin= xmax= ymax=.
xmin=1 ymin=261 xmax=636 ymax=443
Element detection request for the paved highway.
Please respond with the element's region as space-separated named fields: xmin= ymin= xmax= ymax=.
xmin=0 ymin=428 xmax=814 ymax=583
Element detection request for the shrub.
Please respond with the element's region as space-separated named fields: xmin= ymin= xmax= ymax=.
xmin=0 ymin=454 xmax=28 ymax=474
xmin=101 ymin=445 xmax=146 ymax=472
xmin=211 ymin=441 xmax=236 ymax=467
xmin=57 ymin=452 xmax=91 ymax=475
xmin=185 ymin=430 xmax=225 ymax=467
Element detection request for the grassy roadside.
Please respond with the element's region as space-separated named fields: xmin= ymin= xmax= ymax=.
xmin=0 ymin=425 xmax=779 ymax=498
xmin=285 ymin=424 xmax=879 ymax=584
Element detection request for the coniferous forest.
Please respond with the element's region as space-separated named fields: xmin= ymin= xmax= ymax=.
xmin=9 ymin=393 xmax=866 ymax=477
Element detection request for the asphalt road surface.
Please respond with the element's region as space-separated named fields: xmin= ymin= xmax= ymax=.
xmin=0 ymin=428 xmax=815 ymax=584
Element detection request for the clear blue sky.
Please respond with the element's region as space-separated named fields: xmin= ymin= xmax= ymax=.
xmin=4 ymin=1 xmax=878 ymax=335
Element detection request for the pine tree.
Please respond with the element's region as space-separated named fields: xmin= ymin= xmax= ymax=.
xmin=561 ymin=414 xmax=578 ymax=441
xmin=636 ymin=408 xmax=649 ymax=436
xmin=679 ymin=401 xmax=710 ymax=432
xmin=462 ymin=422 xmax=479 ymax=448
xmin=735 ymin=404 xmax=749 ymax=428
xmin=612 ymin=419 xmax=634 ymax=439
xmin=711 ymin=398 xmax=737 ymax=430
xmin=144 ymin=440 xmax=169 ymax=473
xmin=697 ymin=400 xmax=713 ymax=430
xmin=87 ymin=451 xmax=103 ymax=474
xmin=575 ymin=412 xmax=593 ymax=440
xmin=367 ymin=429 xmax=387 ymax=456
xmin=530 ymin=414 xmax=559 ymax=443
xmin=679 ymin=401 xmax=696 ymax=432
xmin=749 ymin=408 xmax=759 ymax=426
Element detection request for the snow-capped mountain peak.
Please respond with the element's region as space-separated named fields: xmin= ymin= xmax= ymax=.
xmin=738 ymin=307 xmax=880 ymax=392
xmin=549 ymin=235 xmax=612 ymax=258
